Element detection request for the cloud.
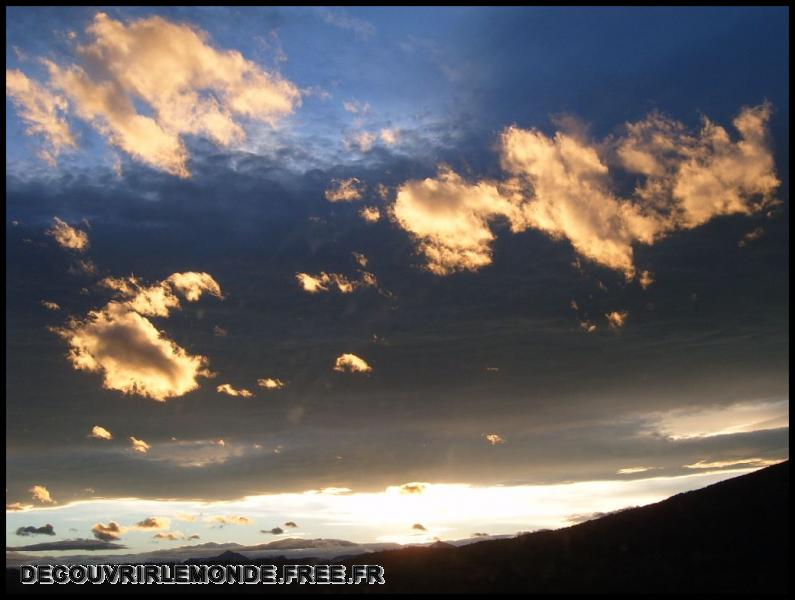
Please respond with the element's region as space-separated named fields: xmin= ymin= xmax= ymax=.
xmin=347 ymin=130 xmax=377 ymax=153
xmin=605 ymin=310 xmax=628 ymax=329
xmin=188 ymin=534 xmax=201 ymax=540
xmin=135 ymin=516 xmax=171 ymax=530
xmin=318 ymin=8 xmax=376 ymax=40
xmin=739 ymin=227 xmax=765 ymax=248
xmin=616 ymin=467 xmax=653 ymax=475
xmin=20 ymin=12 xmax=301 ymax=176
xmin=359 ymin=206 xmax=382 ymax=223
xmin=204 ymin=515 xmax=251 ymax=526
xmin=8 ymin=539 xmax=127 ymax=552
xmin=638 ymin=270 xmax=654 ymax=289
xmin=393 ymin=167 xmax=514 ymax=275
xmin=15 ymin=524 xmax=56 ymax=537
xmin=40 ymin=300 xmax=61 ymax=311
xmin=217 ymin=384 xmax=254 ymax=398
xmin=213 ymin=325 xmax=228 ymax=337
xmin=52 ymin=272 xmax=221 ymax=401
xmin=92 ymin=521 xmax=123 ymax=541
xmin=5 ymin=69 xmax=76 ymax=164
xmin=684 ymin=458 xmax=782 ymax=470
xmin=130 ymin=436 xmax=151 ymax=454
xmin=392 ymin=105 xmax=779 ymax=278
xmin=325 ymin=177 xmax=365 ymax=202
xmin=620 ymin=103 xmax=780 ymax=229
xmin=89 ymin=425 xmax=113 ymax=440
xmin=396 ymin=482 xmax=428 ymax=495
xmin=68 ymin=258 xmax=99 ymax=276
xmin=30 ymin=485 xmax=54 ymax=504
xmin=411 ymin=523 xmax=427 ymax=531
xmin=579 ymin=320 xmax=598 ymax=333
xmin=484 ymin=433 xmax=506 ymax=445
xmin=6 ymin=503 xmax=34 ymax=512
xmin=153 ymin=531 xmax=184 ymax=541
xmin=333 ymin=353 xmax=372 ymax=374
xmin=380 ymin=128 xmax=399 ymax=145
xmin=295 ymin=271 xmax=377 ymax=294
xmin=263 ymin=527 xmax=284 ymax=535
xmin=343 ymin=100 xmax=371 ymax=115
xmin=258 ymin=378 xmax=285 ymax=390
xmin=284 ymin=521 xmax=298 ymax=528
xmin=46 ymin=217 xmax=89 ymax=251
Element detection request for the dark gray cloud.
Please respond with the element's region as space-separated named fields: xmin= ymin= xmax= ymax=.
xmin=15 ymin=524 xmax=56 ymax=537
xmin=7 ymin=539 xmax=127 ymax=552
xmin=264 ymin=527 xmax=284 ymax=535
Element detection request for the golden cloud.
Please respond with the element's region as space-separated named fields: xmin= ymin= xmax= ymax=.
xmin=54 ymin=272 xmax=221 ymax=401
xmin=46 ymin=217 xmax=89 ymax=252
xmin=484 ymin=433 xmax=506 ymax=445
xmin=325 ymin=177 xmax=365 ymax=202
xmin=13 ymin=12 xmax=300 ymax=175
xmin=130 ymin=436 xmax=151 ymax=454
xmin=217 ymin=384 xmax=254 ymax=398
xmin=5 ymin=69 xmax=76 ymax=165
xmin=333 ymin=353 xmax=372 ymax=374
xmin=257 ymin=377 xmax=286 ymax=390
xmin=30 ymin=485 xmax=55 ymax=504
xmin=392 ymin=105 xmax=779 ymax=279
xmin=358 ymin=206 xmax=382 ymax=223
xmin=89 ymin=425 xmax=113 ymax=440
xmin=204 ymin=515 xmax=251 ymax=526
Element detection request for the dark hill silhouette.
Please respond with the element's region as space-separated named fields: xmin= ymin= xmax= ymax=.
xmin=5 ymin=462 xmax=788 ymax=593
xmin=337 ymin=461 xmax=789 ymax=593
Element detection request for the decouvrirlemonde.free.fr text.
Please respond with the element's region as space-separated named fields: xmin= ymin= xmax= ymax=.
xmin=20 ymin=564 xmax=386 ymax=585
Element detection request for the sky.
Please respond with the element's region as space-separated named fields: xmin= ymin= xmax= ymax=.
xmin=5 ymin=6 xmax=789 ymax=556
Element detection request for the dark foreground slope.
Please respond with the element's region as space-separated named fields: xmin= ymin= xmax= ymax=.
xmin=6 ymin=461 xmax=789 ymax=593
xmin=343 ymin=461 xmax=789 ymax=593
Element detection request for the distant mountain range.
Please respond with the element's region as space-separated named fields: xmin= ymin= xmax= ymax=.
xmin=6 ymin=462 xmax=789 ymax=593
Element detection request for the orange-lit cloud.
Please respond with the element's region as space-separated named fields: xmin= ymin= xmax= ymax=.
xmin=14 ymin=12 xmax=300 ymax=175
xmin=359 ymin=206 xmax=381 ymax=223
xmin=605 ymin=310 xmax=628 ymax=329
xmin=393 ymin=167 xmax=513 ymax=275
xmin=325 ymin=177 xmax=365 ymax=202
xmin=5 ymin=69 xmax=76 ymax=164
xmin=46 ymin=217 xmax=89 ymax=251
xmin=130 ymin=437 xmax=151 ymax=454
xmin=295 ymin=271 xmax=377 ymax=294
xmin=484 ymin=433 xmax=506 ymax=445
xmin=54 ymin=272 xmax=221 ymax=401
xmin=333 ymin=353 xmax=372 ymax=374
xmin=217 ymin=383 xmax=254 ymax=398
xmin=30 ymin=485 xmax=55 ymax=504
xmin=89 ymin=425 xmax=113 ymax=440
xmin=392 ymin=105 xmax=779 ymax=278
xmin=257 ymin=378 xmax=285 ymax=390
